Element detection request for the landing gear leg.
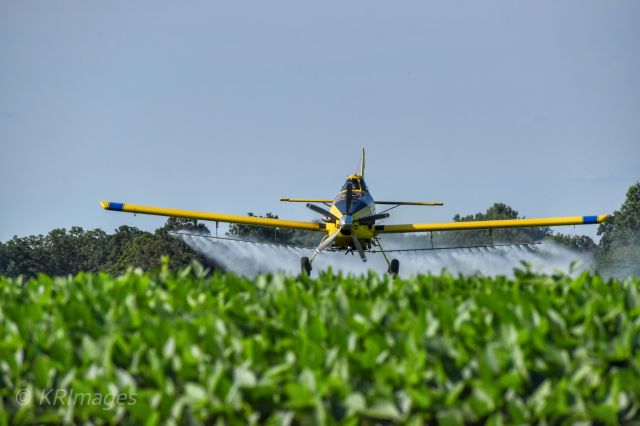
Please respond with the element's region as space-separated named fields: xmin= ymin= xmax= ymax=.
xmin=374 ymin=237 xmax=400 ymax=277
xmin=301 ymin=256 xmax=312 ymax=276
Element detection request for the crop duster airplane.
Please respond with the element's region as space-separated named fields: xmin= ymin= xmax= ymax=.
xmin=101 ymin=149 xmax=608 ymax=275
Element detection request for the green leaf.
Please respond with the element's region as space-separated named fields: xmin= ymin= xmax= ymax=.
xmin=363 ymin=400 xmax=401 ymax=421
xmin=33 ymin=355 xmax=53 ymax=389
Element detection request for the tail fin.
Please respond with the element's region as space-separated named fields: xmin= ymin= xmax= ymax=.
xmin=358 ymin=148 xmax=365 ymax=177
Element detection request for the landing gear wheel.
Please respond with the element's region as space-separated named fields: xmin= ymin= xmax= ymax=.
xmin=301 ymin=257 xmax=312 ymax=276
xmin=388 ymin=259 xmax=399 ymax=276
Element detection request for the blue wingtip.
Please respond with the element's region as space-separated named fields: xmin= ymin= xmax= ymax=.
xmin=582 ymin=215 xmax=598 ymax=224
xmin=101 ymin=201 xmax=124 ymax=211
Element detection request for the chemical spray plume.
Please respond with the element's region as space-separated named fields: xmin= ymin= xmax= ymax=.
xmin=174 ymin=231 xmax=593 ymax=278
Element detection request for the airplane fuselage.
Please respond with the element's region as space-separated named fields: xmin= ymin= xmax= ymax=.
xmin=326 ymin=175 xmax=377 ymax=250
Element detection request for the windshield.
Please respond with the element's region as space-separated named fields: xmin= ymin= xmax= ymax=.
xmin=341 ymin=178 xmax=368 ymax=192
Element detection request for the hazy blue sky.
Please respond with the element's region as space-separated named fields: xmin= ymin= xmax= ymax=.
xmin=1 ymin=0 xmax=638 ymax=242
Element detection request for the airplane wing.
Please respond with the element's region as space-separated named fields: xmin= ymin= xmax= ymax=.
xmin=375 ymin=214 xmax=608 ymax=233
xmin=280 ymin=199 xmax=444 ymax=206
xmin=375 ymin=201 xmax=444 ymax=206
xmin=100 ymin=201 xmax=326 ymax=232
xmin=280 ymin=198 xmax=335 ymax=203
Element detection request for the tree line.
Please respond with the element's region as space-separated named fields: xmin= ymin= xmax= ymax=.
xmin=0 ymin=218 xmax=216 ymax=277
xmin=1 ymin=183 xmax=638 ymax=278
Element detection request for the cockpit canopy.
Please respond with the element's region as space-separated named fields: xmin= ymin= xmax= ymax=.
xmin=341 ymin=175 xmax=369 ymax=192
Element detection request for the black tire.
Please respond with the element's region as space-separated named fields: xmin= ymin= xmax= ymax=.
xmin=388 ymin=259 xmax=399 ymax=276
xmin=301 ymin=257 xmax=312 ymax=276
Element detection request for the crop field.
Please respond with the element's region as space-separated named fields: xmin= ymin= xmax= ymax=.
xmin=1 ymin=262 xmax=639 ymax=425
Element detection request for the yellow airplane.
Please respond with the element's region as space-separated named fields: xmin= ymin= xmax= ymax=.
xmin=101 ymin=149 xmax=608 ymax=275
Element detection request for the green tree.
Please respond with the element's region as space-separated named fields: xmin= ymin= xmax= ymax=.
xmin=596 ymin=182 xmax=640 ymax=277
xmin=3 ymin=234 xmax=50 ymax=277
xmin=113 ymin=218 xmax=216 ymax=273
xmin=0 ymin=220 xmax=213 ymax=277
xmin=0 ymin=242 xmax=7 ymax=275
xmin=2 ymin=227 xmax=116 ymax=276
xmin=103 ymin=225 xmax=146 ymax=267
xmin=549 ymin=233 xmax=596 ymax=253
xmin=158 ymin=217 xmax=211 ymax=235
xmin=45 ymin=227 xmax=93 ymax=275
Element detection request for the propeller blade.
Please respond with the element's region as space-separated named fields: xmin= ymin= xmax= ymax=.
xmin=351 ymin=233 xmax=367 ymax=262
xmin=345 ymin=182 xmax=353 ymax=215
xmin=306 ymin=203 xmax=339 ymax=221
xmin=357 ymin=212 xmax=390 ymax=225
xmin=314 ymin=228 xmax=341 ymax=254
